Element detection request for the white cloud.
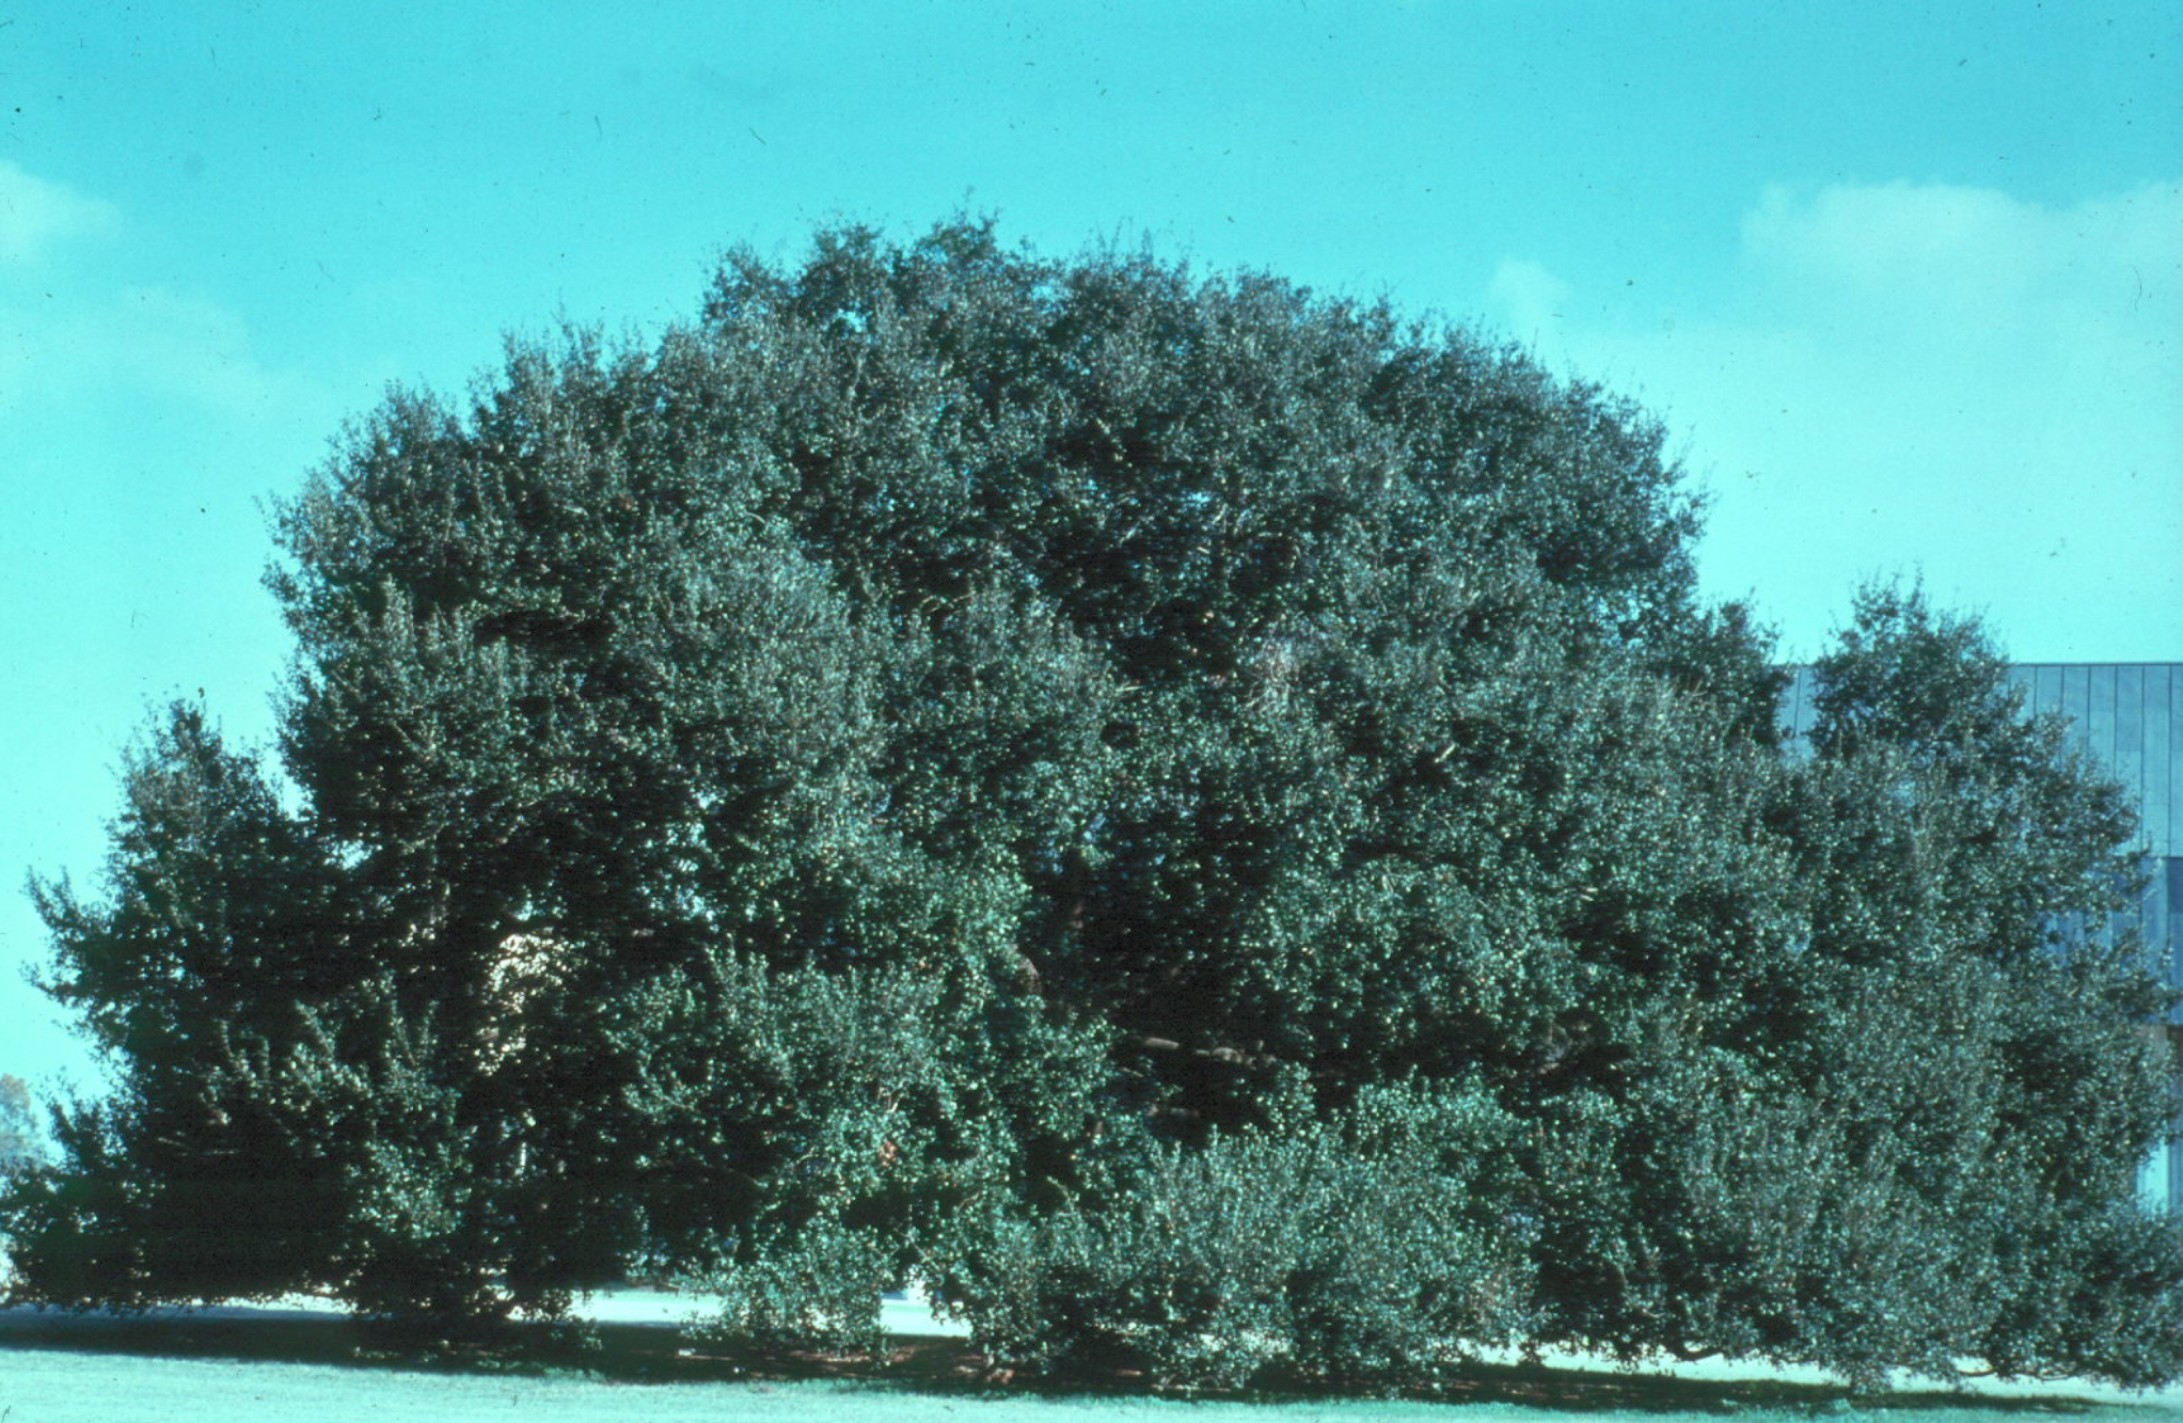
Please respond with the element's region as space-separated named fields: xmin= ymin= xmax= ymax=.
xmin=1485 ymin=258 xmax=1573 ymax=349
xmin=0 ymin=282 xmax=329 ymax=440
xmin=0 ymin=166 xmax=331 ymax=432
xmin=1733 ymin=181 xmax=2182 ymax=401
xmin=3 ymin=283 xmax=324 ymax=424
xmin=1487 ymin=180 xmax=2183 ymax=661
xmin=1743 ymin=180 xmax=2179 ymax=324
xmin=0 ymin=160 xmax=120 ymax=264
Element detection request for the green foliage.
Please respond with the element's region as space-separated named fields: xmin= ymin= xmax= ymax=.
xmin=634 ymin=950 xmax=1118 ymax=1356
xmin=954 ymin=1083 xmax=1532 ymax=1390
xmin=4 ymin=220 xmax=2175 ymax=1390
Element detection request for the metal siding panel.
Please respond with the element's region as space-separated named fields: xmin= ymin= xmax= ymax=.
xmin=2172 ymin=1125 xmax=2182 ymax=1213
xmin=2149 ymin=856 xmax=2173 ymax=1017
xmin=2148 ymin=666 xmax=2174 ymax=855
xmin=2153 ymin=856 xmax=2175 ymax=1009
xmin=2035 ymin=665 xmax=2064 ymax=719
xmin=2161 ymin=853 xmax=2174 ymax=946
xmin=2171 ymin=1072 xmax=2183 ymax=1210
xmin=2130 ymin=849 xmax=2156 ymax=976
xmin=2118 ymin=666 xmax=2147 ymax=848
xmin=2064 ymin=665 xmax=2092 ymax=756
xmin=2014 ymin=664 xmax=2039 ymax=712
xmin=1782 ymin=666 xmax=1816 ymax=743
xmin=2170 ymin=859 xmax=2183 ymax=1009
xmin=2165 ymin=665 xmax=2183 ymax=856
xmin=2089 ymin=665 xmax=2118 ymax=779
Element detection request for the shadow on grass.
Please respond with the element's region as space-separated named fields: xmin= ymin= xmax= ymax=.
xmin=0 ymin=1303 xmax=2139 ymax=1415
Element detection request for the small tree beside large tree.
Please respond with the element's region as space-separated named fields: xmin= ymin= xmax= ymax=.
xmin=3 ymin=218 xmax=2176 ymax=1388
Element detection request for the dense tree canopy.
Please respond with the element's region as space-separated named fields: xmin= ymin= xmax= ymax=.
xmin=4 ymin=219 xmax=2176 ymax=1388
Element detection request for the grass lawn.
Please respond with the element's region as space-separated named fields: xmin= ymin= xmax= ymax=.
xmin=2 ymin=1292 xmax=2176 ymax=1423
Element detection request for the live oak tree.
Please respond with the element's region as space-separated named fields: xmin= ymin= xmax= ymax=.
xmin=4 ymin=219 xmax=2176 ymax=1386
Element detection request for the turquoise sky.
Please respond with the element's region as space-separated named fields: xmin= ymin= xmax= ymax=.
xmin=3 ymin=1 xmax=2179 ymax=1090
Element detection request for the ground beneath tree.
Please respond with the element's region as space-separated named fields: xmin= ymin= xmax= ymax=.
xmin=0 ymin=1290 xmax=2174 ymax=1422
